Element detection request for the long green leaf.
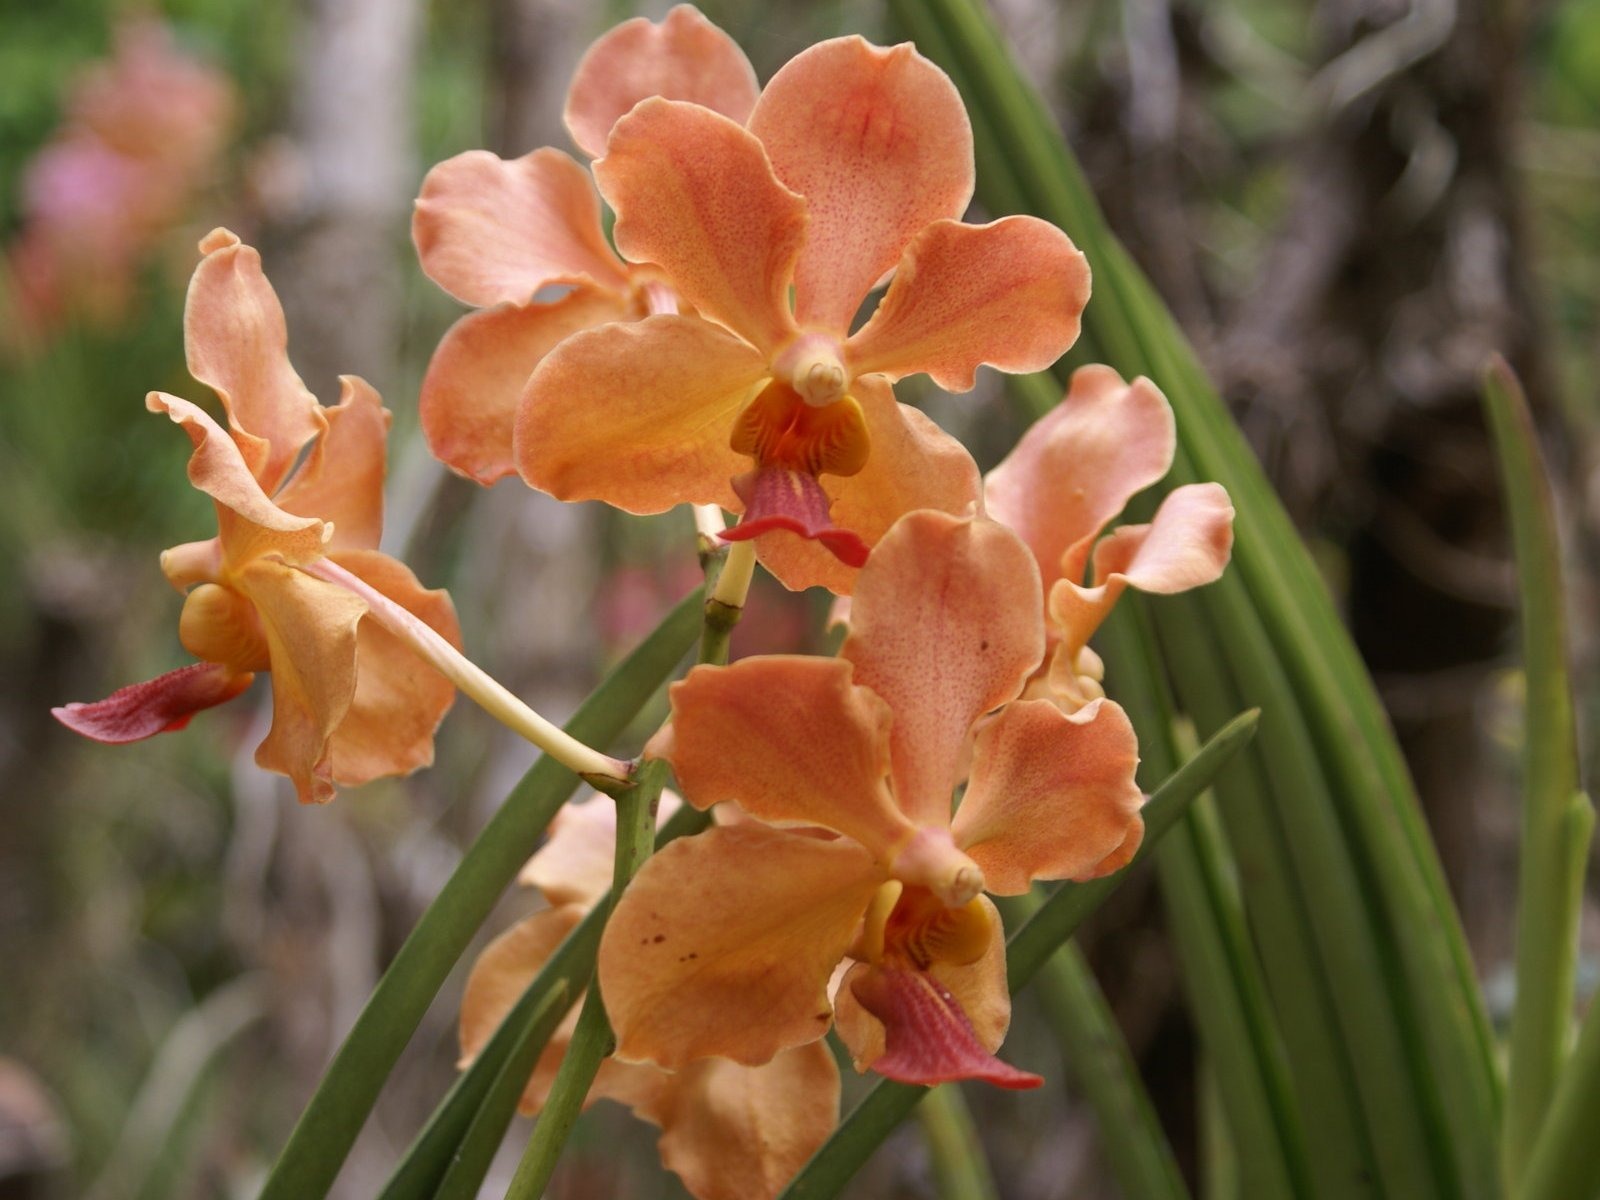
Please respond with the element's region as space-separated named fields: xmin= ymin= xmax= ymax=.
xmin=899 ymin=4 xmax=1502 ymax=1195
xmin=1482 ymin=357 xmax=1587 ymax=1188
xmin=917 ymin=1085 xmax=999 ymax=1200
xmin=1010 ymin=907 xmax=1190 ymax=1200
xmin=1097 ymin=600 xmax=1311 ymax=1199
xmin=257 ymin=587 xmax=703 ymax=1200
xmin=780 ymin=708 xmax=1259 ymax=1199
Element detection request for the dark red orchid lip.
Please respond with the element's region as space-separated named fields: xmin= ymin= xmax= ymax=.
xmin=722 ymin=465 xmax=870 ymax=568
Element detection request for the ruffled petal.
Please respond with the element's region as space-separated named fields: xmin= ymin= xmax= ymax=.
xmin=653 ymin=657 xmax=915 ymax=859
xmin=598 ymin=823 xmax=882 ymax=1069
xmin=519 ymin=791 xmax=683 ymax=908
xmin=420 ymin=290 xmax=632 ymax=486
xmin=1049 ymin=481 xmax=1236 ymax=654
xmin=652 ymin=1041 xmax=840 ymax=1200
xmin=564 ymin=5 xmax=759 ymax=159
xmin=233 ymin=558 xmax=367 ymax=804
xmin=515 ymin=313 xmax=766 ymax=513
xmin=748 ymin=37 xmax=973 ymax=333
xmin=753 ymin=378 xmax=981 ymax=595
xmin=412 ymin=148 xmax=629 ymax=306
xmin=953 ymin=698 xmax=1144 ymax=893
xmin=985 ymin=365 xmax=1176 ymax=590
xmin=321 ymin=548 xmax=459 ymax=788
xmin=846 ymin=217 xmax=1090 ymax=392
xmin=834 ymin=896 xmax=1011 ymax=1069
xmin=595 ymin=99 xmax=803 ymax=351
xmin=147 ymin=392 xmax=331 ymax=569
xmin=723 ymin=466 xmax=869 ymax=568
xmin=274 ymin=376 xmax=388 ymax=552
xmin=183 ymin=228 xmax=322 ymax=493
xmin=842 ymin=511 xmax=1043 ymax=827
xmin=52 ymin=662 xmax=252 ymax=743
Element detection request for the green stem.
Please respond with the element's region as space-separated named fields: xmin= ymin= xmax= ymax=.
xmin=256 ymin=588 xmax=703 ymax=1200
xmin=699 ymin=538 xmax=755 ymax=665
xmin=502 ymin=760 xmax=671 ymax=1199
xmin=916 ymin=1085 xmax=999 ymax=1200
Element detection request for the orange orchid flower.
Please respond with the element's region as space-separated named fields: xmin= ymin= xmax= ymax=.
xmin=411 ymin=5 xmax=759 ymax=485
xmin=986 ymin=365 xmax=1236 ymax=709
xmin=517 ymin=35 xmax=1090 ymax=594
xmin=595 ymin=510 xmax=1144 ymax=1088
xmin=461 ymin=793 xmax=839 ymax=1200
xmin=53 ymin=229 xmax=459 ymax=804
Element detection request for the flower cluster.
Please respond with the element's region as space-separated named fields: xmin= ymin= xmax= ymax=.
xmin=52 ymin=7 xmax=1236 ymax=1197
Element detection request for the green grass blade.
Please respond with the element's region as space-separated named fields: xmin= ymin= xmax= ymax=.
xmin=1482 ymin=358 xmax=1587 ymax=1188
xmin=256 ymin=587 xmax=704 ymax=1200
xmin=780 ymin=709 xmax=1258 ymax=1199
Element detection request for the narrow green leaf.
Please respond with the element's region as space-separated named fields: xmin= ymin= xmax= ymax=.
xmin=917 ymin=1085 xmax=1000 ymax=1200
xmin=1009 ymin=907 xmax=1190 ymax=1200
xmin=1098 ymin=602 xmax=1311 ymax=1199
xmin=1517 ymin=792 xmax=1599 ymax=1200
xmin=1483 ymin=357 xmax=1586 ymax=1188
xmin=780 ymin=709 xmax=1258 ymax=1199
xmin=257 ymin=587 xmax=703 ymax=1200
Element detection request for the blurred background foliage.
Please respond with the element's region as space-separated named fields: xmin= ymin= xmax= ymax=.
xmin=0 ymin=0 xmax=1595 ymax=1196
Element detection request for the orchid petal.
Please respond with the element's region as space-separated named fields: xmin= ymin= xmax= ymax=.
xmin=596 ymin=99 xmax=803 ymax=351
xmin=1049 ymin=481 xmax=1236 ymax=654
xmin=753 ymin=378 xmax=982 ymax=595
xmin=519 ymin=792 xmax=682 ymax=908
xmin=275 ymin=376 xmax=388 ymax=552
xmin=598 ymin=823 xmax=882 ymax=1069
xmin=653 ymin=657 xmax=915 ymax=859
xmin=234 ymin=558 xmax=366 ymax=804
xmin=420 ymin=290 xmax=632 ymax=486
xmin=322 ymin=549 xmax=458 ymax=788
xmin=954 ymin=698 xmax=1144 ymax=893
xmin=515 ymin=314 xmax=765 ymax=512
xmin=654 ymin=1041 xmax=840 ymax=1200
xmin=846 ymin=217 xmax=1090 ymax=392
xmin=146 ymin=392 xmax=330 ymax=568
xmin=842 ymin=512 xmax=1043 ymax=826
xmin=565 ymin=5 xmax=759 ymax=159
xmin=985 ymin=365 xmax=1176 ymax=590
xmin=413 ymin=148 xmax=629 ymax=306
xmin=52 ymin=662 xmax=252 ymax=743
xmin=748 ymin=37 xmax=973 ymax=333
xmin=184 ymin=228 xmax=322 ymax=493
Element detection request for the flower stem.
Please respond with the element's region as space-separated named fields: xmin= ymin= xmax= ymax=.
xmin=699 ymin=538 xmax=755 ymax=665
xmin=304 ymin=558 xmax=633 ymax=787
xmin=502 ymin=757 xmax=670 ymax=1199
